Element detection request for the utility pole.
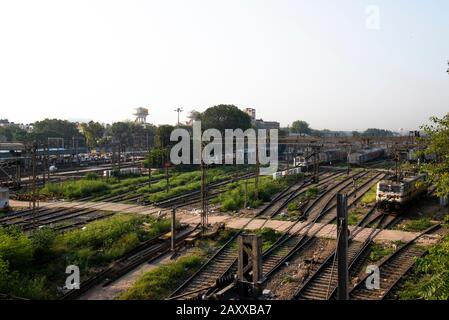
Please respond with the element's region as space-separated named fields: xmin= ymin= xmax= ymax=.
xmin=165 ymin=150 xmax=170 ymax=193
xmin=148 ymin=152 xmax=152 ymax=191
xmin=200 ymin=141 xmax=208 ymax=230
xmin=336 ymin=193 xmax=349 ymax=300
xmin=244 ymin=178 xmax=248 ymax=209
xmin=15 ymin=153 xmax=21 ymax=189
xmin=314 ymin=146 xmax=320 ymax=183
xmin=31 ymin=144 xmax=38 ymax=229
xmin=171 ymin=207 xmax=176 ymax=251
xmin=117 ymin=142 xmax=122 ymax=179
xmin=255 ymin=136 xmax=259 ymax=201
xmin=394 ymin=150 xmax=400 ymax=181
xmin=346 ymin=144 xmax=351 ymax=176
xmin=174 ymin=107 xmax=183 ymax=126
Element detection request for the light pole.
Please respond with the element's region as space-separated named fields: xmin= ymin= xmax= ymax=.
xmin=174 ymin=107 xmax=183 ymax=125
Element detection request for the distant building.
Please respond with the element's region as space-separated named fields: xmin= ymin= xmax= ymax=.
xmin=255 ymin=119 xmax=280 ymax=130
xmin=244 ymin=108 xmax=256 ymax=121
xmin=243 ymin=108 xmax=280 ymax=130
xmin=0 ymin=119 xmax=10 ymax=127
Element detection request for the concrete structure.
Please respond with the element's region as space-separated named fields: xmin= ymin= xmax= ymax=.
xmin=134 ymin=107 xmax=149 ymax=124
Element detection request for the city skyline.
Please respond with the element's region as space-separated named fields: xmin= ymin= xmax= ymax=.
xmin=1 ymin=0 xmax=448 ymax=131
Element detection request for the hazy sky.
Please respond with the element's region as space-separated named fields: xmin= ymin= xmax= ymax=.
xmin=1 ymin=0 xmax=448 ymax=131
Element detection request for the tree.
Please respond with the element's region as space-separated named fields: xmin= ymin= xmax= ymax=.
xmin=145 ymin=147 xmax=168 ymax=168
xmin=362 ymin=128 xmax=395 ymax=137
xmin=32 ymin=119 xmax=79 ymax=143
xmin=188 ymin=110 xmax=202 ymax=122
xmin=201 ymin=105 xmax=252 ymax=133
xmin=110 ymin=121 xmax=134 ymax=146
xmin=80 ymin=121 xmax=104 ymax=149
xmin=0 ymin=125 xmax=29 ymax=142
xmin=290 ymin=120 xmax=311 ymax=135
xmin=155 ymin=125 xmax=175 ymax=148
xmin=420 ymin=114 xmax=449 ymax=198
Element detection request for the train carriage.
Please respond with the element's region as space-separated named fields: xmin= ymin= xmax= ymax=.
xmin=294 ymin=149 xmax=347 ymax=171
xmin=348 ymin=148 xmax=385 ymax=165
xmin=376 ymin=173 xmax=428 ymax=210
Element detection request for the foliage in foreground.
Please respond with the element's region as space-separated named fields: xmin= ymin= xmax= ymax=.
xmin=398 ymin=234 xmax=449 ymax=300
xmin=0 ymin=214 xmax=171 ymax=299
xmin=420 ymin=114 xmax=449 ymax=198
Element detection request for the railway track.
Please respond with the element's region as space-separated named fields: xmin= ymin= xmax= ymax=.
xmin=257 ymin=171 xmax=345 ymax=220
xmin=258 ymin=173 xmax=384 ymax=284
xmin=60 ymin=224 xmax=201 ymax=300
xmin=293 ymin=213 xmax=400 ymax=300
xmin=0 ymin=206 xmax=113 ymax=232
xmin=348 ymin=223 xmax=442 ymax=300
xmin=168 ymin=170 xmax=378 ymax=300
xmin=165 ymin=174 xmax=319 ymax=300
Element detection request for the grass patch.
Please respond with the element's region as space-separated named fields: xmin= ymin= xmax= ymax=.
xmin=348 ymin=208 xmax=364 ymax=226
xmin=118 ymin=226 xmax=239 ymax=300
xmin=399 ymin=218 xmax=434 ymax=232
xmin=360 ymin=185 xmax=377 ymax=205
xmin=254 ymin=228 xmax=283 ymax=252
xmin=118 ymin=254 xmax=204 ymax=300
xmin=214 ymin=176 xmax=289 ymax=212
xmin=369 ymin=243 xmax=395 ymax=262
xmin=41 ymin=179 xmax=110 ymax=199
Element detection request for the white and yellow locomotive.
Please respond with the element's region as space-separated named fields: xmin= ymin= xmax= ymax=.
xmin=376 ymin=173 xmax=428 ymax=210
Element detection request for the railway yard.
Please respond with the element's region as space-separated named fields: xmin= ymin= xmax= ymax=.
xmin=1 ymin=153 xmax=447 ymax=301
xmin=2 ymin=2 xmax=449 ymax=313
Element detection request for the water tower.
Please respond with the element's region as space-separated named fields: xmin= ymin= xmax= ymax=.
xmin=134 ymin=107 xmax=149 ymax=124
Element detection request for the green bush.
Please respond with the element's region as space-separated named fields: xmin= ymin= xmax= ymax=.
xmin=288 ymin=202 xmax=299 ymax=212
xmin=304 ymin=187 xmax=319 ymax=199
xmin=0 ymin=227 xmax=34 ymax=269
xmin=118 ymin=255 xmax=203 ymax=300
xmin=85 ymin=173 xmax=99 ymax=180
xmin=398 ymin=234 xmax=449 ymax=300
xmin=53 ymin=214 xmax=146 ymax=251
xmin=0 ymin=257 xmax=50 ymax=299
xmin=41 ymin=179 xmax=110 ymax=199
xmin=31 ymin=227 xmax=57 ymax=262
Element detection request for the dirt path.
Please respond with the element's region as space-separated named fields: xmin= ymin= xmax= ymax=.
xmin=10 ymin=200 xmax=441 ymax=245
